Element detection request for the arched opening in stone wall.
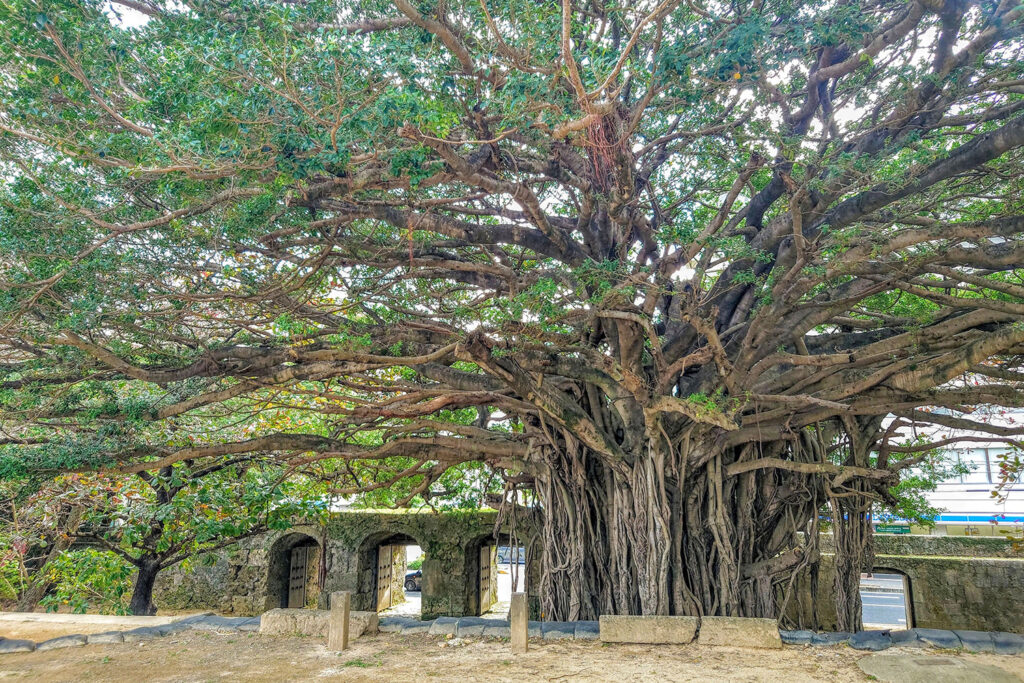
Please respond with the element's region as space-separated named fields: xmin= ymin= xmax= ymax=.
xmin=860 ymin=567 xmax=913 ymax=629
xmin=357 ymin=532 xmax=424 ymax=618
xmin=467 ymin=532 xmax=531 ymax=617
xmin=265 ymin=532 xmax=323 ymax=611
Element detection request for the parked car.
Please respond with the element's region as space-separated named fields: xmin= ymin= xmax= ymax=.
xmin=405 ymin=569 xmax=422 ymax=592
xmin=497 ymin=546 xmax=526 ymax=565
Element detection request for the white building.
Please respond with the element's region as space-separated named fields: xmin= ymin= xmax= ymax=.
xmin=879 ymin=408 xmax=1024 ymax=536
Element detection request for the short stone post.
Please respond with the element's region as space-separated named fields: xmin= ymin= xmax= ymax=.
xmin=328 ymin=590 xmax=351 ymax=651
xmin=511 ymin=592 xmax=528 ymax=654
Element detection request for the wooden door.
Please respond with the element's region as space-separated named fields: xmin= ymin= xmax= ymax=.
xmin=287 ymin=546 xmax=308 ymax=608
xmin=479 ymin=544 xmax=495 ymax=613
xmin=376 ymin=544 xmax=393 ymax=611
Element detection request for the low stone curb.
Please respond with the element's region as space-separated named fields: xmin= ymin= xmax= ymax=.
xmin=782 ymin=628 xmax=1024 ymax=655
xmin=0 ymin=612 xmax=254 ymax=655
xmin=4 ymin=615 xmax=1021 ymax=656
xmin=373 ymin=616 xmax=597 ymax=641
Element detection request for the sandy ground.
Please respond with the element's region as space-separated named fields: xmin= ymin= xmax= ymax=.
xmin=0 ymin=614 xmax=200 ymax=642
xmin=1 ymin=631 xmax=1022 ymax=683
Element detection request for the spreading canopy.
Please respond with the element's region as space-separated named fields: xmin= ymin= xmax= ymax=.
xmin=1 ymin=0 xmax=1023 ymax=623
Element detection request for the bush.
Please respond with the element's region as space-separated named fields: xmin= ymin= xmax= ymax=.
xmin=38 ymin=549 xmax=134 ymax=615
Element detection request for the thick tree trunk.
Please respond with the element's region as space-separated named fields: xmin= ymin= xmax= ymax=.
xmin=536 ymin=423 xmax=865 ymax=628
xmin=129 ymin=559 xmax=161 ymax=616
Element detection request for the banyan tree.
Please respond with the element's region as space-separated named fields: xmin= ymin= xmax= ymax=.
xmin=1 ymin=0 xmax=1023 ymax=629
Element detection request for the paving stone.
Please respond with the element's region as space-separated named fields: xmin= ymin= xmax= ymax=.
xmin=0 ymin=638 xmax=36 ymax=654
xmin=599 ymin=615 xmax=698 ymax=644
xmin=428 ymin=616 xmax=459 ymax=636
xmin=482 ymin=624 xmax=511 ymax=639
xmin=811 ymin=631 xmax=851 ymax=646
xmin=953 ymin=630 xmax=995 ymax=653
xmin=379 ymin=616 xmax=416 ymax=633
xmin=858 ymin=653 xmax=1019 ymax=683
xmin=159 ymin=622 xmax=192 ymax=636
xmin=122 ymin=626 xmax=166 ymax=642
xmin=780 ymin=629 xmax=814 ymax=645
xmin=574 ymin=621 xmax=600 ymax=640
xmin=397 ymin=620 xmax=431 ymax=635
xmin=889 ymin=630 xmax=926 ymax=648
xmin=35 ymin=634 xmax=87 ymax=651
xmin=527 ymin=621 xmax=543 ymax=638
xmin=87 ymin=631 xmax=125 ymax=644
xmin=698 ymin=617 xmax=781 ymax=649
xmin=187 ymin=615 xmax=249 ymax=631
xmin=542 ymin=621 xmax=576 ymax=641
xmin=849 ymin=630 xmax=892 ymax=651
xmin=912 ymin=628 xmax=962 ymax=650
xmin=991 ymin=631 xmax=1024 ymax=655
xmin=456 ymin=617 xmax=503 ymax=637
xmin=237 ymin=617 xmax=261 ymax=633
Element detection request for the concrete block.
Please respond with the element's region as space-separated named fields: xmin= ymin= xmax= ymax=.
xmin=122 ymin=627 xmax=165 ymax=642
xmin=953 ymin=630 xmax=995 ymax=653
xmin=574 ymin=621 xmax=600 ymax=640
xmin=811 ymin=631 xmax=851 ymax=646
xmin=36 ymin=634 xmax=87 ymax=651
xmin=328 ymin=591 xmax=351 ymax=651
xmin=354 ymin=611 xmax=378 ymax=637
xmin=87 ymin=631 xmax=125 ymax=644
xmin=912 ymin=628 xmax=962 ymax=650
xmin=456 ymin=617 xmax=499 ymax=637
xmin=428 ymin=616 xmax=459 ymax=636
xmin=599 ymin=615 xmax=698 ymax=644
xmin=483 ymin=624 xmax=511 ymax=639
xmin=259 ymin=608 xmax=375 ymax=638
xmin=849 ymin=630 xmax=892 ymax=651
xmin=511 ymin=593 xmax=528 ymax=653
xmin=780 ymin=629 xmax=813 ymax=645
xmin=402 ymin=620 xmax=434 ymax=635
xmin=237 ymin=617 xmax=261 ymax=633
xmin=698 ymin=617 xmax=781 ymax=649
xmin=378 ymin=616 xmax=414 ymax=633
xmin=187 ymin=615 xmax=248 ymax=631
xmin=991 ymin=631 xmax=1024 ymax=655
xmin=0 ymin=638 xmax=36 ymax=654
xmin=858 ymin=653 xmax=1021 ymax=683
xmin=889 ymin=630 xmax=926 ymax=648
xmin=542 ymin=621 xmax=575 ymax=641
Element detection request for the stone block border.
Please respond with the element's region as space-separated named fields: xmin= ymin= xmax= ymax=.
xmin=379 ymin=616 xmax=598 ymax=642
xmin=781 ymin=628 xmax=1024 ymax=655
xmin=0 ymin=612 xmax=260 ymax=655
xmin=3 ymin=612 xmax=1021 ymax=656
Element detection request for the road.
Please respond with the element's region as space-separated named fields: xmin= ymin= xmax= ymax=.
xmin=860 ymin=573 xmax=908 ymax=628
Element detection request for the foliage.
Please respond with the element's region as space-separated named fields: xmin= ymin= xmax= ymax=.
xmin=38 ymin=548 xmax=134 ymax=615
xmin=0 ymin=0 xmax=1022 ymax=626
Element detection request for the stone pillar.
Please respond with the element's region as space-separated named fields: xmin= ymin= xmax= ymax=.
xmin=328 ymin=590 xmax=351 ymax=651
xmin=511 ymin=592 xmax=528 ymax=654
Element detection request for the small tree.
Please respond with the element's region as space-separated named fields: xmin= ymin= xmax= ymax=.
xmin=65 ymin=461 xmax=319 ymax=615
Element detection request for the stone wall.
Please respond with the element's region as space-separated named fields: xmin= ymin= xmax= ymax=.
xmin=154 ymin=509 xmax=542 ymax=620
xmin=787 ymin=534 xmax=1024 ymax=633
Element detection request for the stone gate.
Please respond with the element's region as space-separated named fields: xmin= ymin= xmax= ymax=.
xmin=154 ymin=509 xmax=541 ymax=620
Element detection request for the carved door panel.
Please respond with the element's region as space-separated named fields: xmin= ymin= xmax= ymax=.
xmin=479 ymin=544 xmax=495 ymax=613
xmin=376 ymin=545 xmax=393 ymax=611
xmin=287 ymin=546 xmax=308 ymax=608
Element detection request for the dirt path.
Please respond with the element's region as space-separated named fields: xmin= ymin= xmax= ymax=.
xmin=1 ymin=631 xmax=1020 ymax=682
